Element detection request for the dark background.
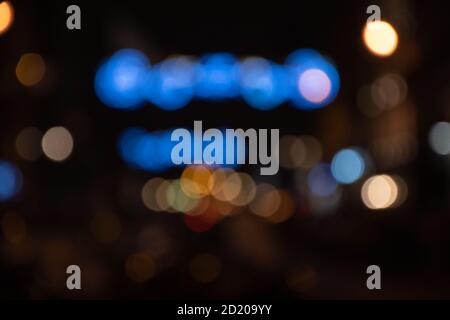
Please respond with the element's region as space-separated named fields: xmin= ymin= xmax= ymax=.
xmin=1 ymin=0 xmax=450 ymax=299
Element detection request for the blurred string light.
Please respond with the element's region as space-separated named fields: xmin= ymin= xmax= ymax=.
xmin=361 ymin=174 xmax=407 ymax=210
xmin=363 ymin=21 xmax=398 ymax=57
xmin=238 ymin=57 xmax=288 ymax=110
xmin=141 ymin=168 xmax=257 ymax=217
xmin=145 ymin=56 xmax=196 ymax=110
xmin=141 ymin=177 xmax=166 ymax=212
xmin=195 ymin=52 xmax=240 ymax=100
xmin=208 ymin=168 xmax=242 ymax=203
xmin=429 ymin=122 xmax=450 ymax=156
xmin=16 ymin=127 xmax=43 ymax=161
xmin=155 ymin=179 xmax=175 ymax=212
xmin=228 ymin=172 xmax=256 ymax=206
xmin=180 ymin=166 xmax=212 ymax=199
xmin=285 ymin=49 xmax=340 ymax=110
xmin=0 ymin=161 xmax=22 ymax=202
xmin=41 ymin=127 xmax=74 ymax=162
xmin=331 ymin=148 xmax=366 ymax=184
xmin=0 ymin=1 xmax=13 ymax=35
xmin=141 ymin=176 xmax=204 ymax=214
xmin=95 ymin=49 xmax=149 ymax=110
xmin=166 ymin=179 xmax=199 ymax=213
xmin=95 ymin=49 xmax=340 ymax=110
xmin=138 ymin=168 xmax=292 ymax=230
xmin=118 ymin=128 xmax=174 ymax=172
xmin=16 ymin=53 xmax=46 ymax=87
xmin=118 ymin=127 xmax=244 ymax=173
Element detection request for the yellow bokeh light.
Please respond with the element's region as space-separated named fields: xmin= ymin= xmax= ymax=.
xmin=180 ymin=166 xmax=212 ymax=199
xmin=363 ymin=21 xmax=398 ymax=57
xmin=0 ymin=2 xmax=14 ymax=35
xmin=208 ymin=168 xmax=227 ymax=196
xmin=208 ymin=168 xmax=242 ymax=202
xmin=16 ymin=53 xmax=46 ymax=87
xmin=221 ymin=172 xmax=242 ymax=202
xmin=155 ymin=179 xmax=175 ymax=212
xmin=361 ymin=175 xmax=399 ymax=210
xmin=141 ymin=178 xmax=165 ymax=212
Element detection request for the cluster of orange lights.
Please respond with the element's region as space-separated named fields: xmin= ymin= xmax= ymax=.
xmin=141 ymin=166 xmax=295 ymax=232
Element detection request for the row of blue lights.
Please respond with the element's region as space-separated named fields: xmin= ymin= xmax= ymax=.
xmin=95 ymin=49 xmax=340 ymax=111
xmin=118 ymin=128 xmax=243 ymax=173
xmin=118 ymin=124 xmax=367 ymax=181
xmin=0 ymin=161 xmax=22 ymax=202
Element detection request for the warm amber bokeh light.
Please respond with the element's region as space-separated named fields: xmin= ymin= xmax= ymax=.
xmin=363 ymin=21 xmax=398 ymax=57
xmin=16 ymin=53 xmax=46 ymax=87
xmin=0 ymin=2 xmax=14 ymax=35
xmin=361 ymin=175 xmax=399 ymax=210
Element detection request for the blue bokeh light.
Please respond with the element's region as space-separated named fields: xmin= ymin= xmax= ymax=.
xmin=95 ymin=49 xmax=341 ymax=111
xmin=145 ymin=56 xmax=196 ymax=111
xmin=0 ymin=161 xmax=23 ymax=202
xmin=155 ymin=130 xmax=178 ymax=168
xmin=195 ymin=53 xmax=240 ymax=100
xmin=118 ymin=128 xmax=175 ymax=172
xmin=117 ymin=128 xmax=146 ymax=167
xmin=95 ymin=49 xmax=149 ymax=110
xmin=331 ymin=148 xmax=366 ymax=184
xmin=118 ymin=127 xmax=247 ymax=172
xmin=307 ymin=163 xmax=338 ymax=197
xmin=239 ymin=58 xmax=288 ymax=110
xmin=286 ymin=49 xmax=340 ymax=110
